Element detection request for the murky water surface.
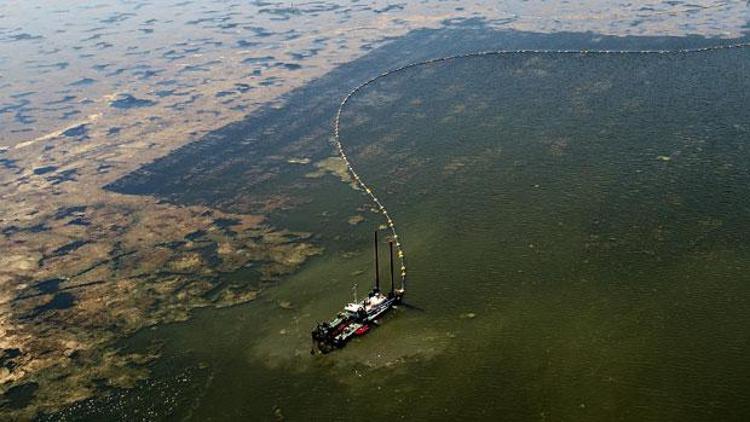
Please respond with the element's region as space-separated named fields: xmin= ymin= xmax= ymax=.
xmin=3 ymin=1 xmax=750 ymax=420
xmin=54 ymin=30 xmax=750 ymax=421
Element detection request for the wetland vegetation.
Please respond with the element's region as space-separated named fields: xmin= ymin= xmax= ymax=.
xmin=78 ymin=30 xmax=750 ymax=421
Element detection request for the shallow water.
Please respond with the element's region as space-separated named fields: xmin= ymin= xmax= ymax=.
xmin=47 ymin=29 xmax=750 ymax=421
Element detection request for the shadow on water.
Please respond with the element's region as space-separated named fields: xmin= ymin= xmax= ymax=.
xmin=47 ymin=25 xmax=750 ymax=421
xmin=2 ymin=383 xmax=39 ymax=411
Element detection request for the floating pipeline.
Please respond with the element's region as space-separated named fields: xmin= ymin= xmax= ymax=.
xmin=331 ymin=41 xmax=750 ymax=291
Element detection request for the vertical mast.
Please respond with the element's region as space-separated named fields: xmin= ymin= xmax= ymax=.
xmin=374 ymin=230 xmax=380 ymax=292
xmin=389 ymin=241 xmax=395 ymax=295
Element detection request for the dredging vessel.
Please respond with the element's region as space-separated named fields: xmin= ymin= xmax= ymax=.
xmin=311 ymin=231 xmax=405 ymax=354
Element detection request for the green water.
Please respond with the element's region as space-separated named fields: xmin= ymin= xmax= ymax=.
xmin=56 ymin=43 xmax=750 ymax=420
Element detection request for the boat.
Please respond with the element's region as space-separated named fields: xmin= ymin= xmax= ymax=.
xmin=311 ymin=231 xmax=405 ymax=354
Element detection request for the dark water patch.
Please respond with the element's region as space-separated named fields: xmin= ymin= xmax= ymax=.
xmin=97 ymin=163 xmax=113 ymax=173
xmin=78 ymin=25 xmax=103 ymax=36
xmin=2 ymin=224 xmax=48 ymax=237
xmin=296 ymin=2 xmax=342 ymax=14
xmin=81 ymin=32 xmax=105 ymax=42
xmin=214 ymin=218 xmax=240 ymax=235
xmin=0 ymin=348 xmax=21 ymax=370
xmin=186 ymin=16 xmax=228 ymax=26
xmin=47 ymin=168 xmax=78 ymax=185
xmin=168 ymin=94 xmax=201 ymax=110
xmin=219 ymin=22 xmax=239 ymax=30
xmin=282 ymin=30 xmax=301 ymax=41
xmin=106 ymin=67 xmax=127 ymax=77
xmin=156 ymin=79 xmax=178 ymax=86
xmin=54 ymin=206 xmax=86 ymax=219
xmin=33 ymin=292 xmax=76 ymax=314
xmin=34 ymin=61 xmax=69 ymax=71
xmin=287 ymin=48 xmax=321 ymax=60
xmin=110 ymin=94 xmax=156 ymax=109
xmin=244 ymin=26 xmax=275 ymax=38
xmin=66 ymin=217 xmax=91 ymax=226
xmin=125 ymin=49 xmax=151 ymax=58
xmin=154 ymin=89 xmax=175 ymax=97
xmin=185 ymin=230 xmax=207 ymax=241
xmin=179 ymin=60 xmax=221 ymax=73
xmin=276 ymin=62 xmax=302 ymax=70
xmin=176 ymin=45 xmax=201 ymax=54
xmin=6 ymin=33 xmax=43 ymax=42
xmin=192 ymin=38 xmax=223 ymax=48
xmin=51 ymin=240 xmax=88 ymax=256
xmin=134 ymin=68 xmax=162 ymax=79
xmin=101 ymin=12 xmax=135 ymax=24
xmin=1 ymin=98 xmax=31 ymax=113
xmin=33 ymin=166 xmax=58 ymax=175
xmin=194 ymin=242 xmax=222 ymax=268
xmin=158 ymin=240 xmax=186 ymax=250
xmin=61 ymin=110 xmax=81 ymax=120
xmin=258 ymin=7 xmax=301 ymax=20
xmin=1 ymin=348 xmax=21 ymax=361
xmin=237 ymin=39 xmax=259 ymax=48
xmin=258 ymin=77 xmax=280 ymax=86
xmin=10 ymin=91 xmax=35 ymax=99
xmin=35 ymin=278 xmax=64 ymax=294
xmin=45 ymin=95 xmax=76 ymax=106
xmin=40 ymin=47 xmax=62 ymax=55
xmin=1 ymin=382 xmax=38 ymax=410
xmin=228 ymin=104 xmax=248 ymax=112
xmin=280 ymin=232 xmax=309 ymax=243
xmin=62 ymin=124 xmax=88 ymax=138
xmin=1 ymin=158 xmax=18 ymax=170
xmin=162 ymin=49 xmax=186 ymax=61
xmin=69 ymin=78 xmax=96 ymax=86
xmin=14 ymin=112 xmax=35 ymax=125
xmin=242 ymin=55 xmax=274 ymax=65
xmin=235 ymin=83 xmax=252 ymax=93
xmin=197 ymin=109 xmax=221 ymax=117
xmin=2 ymin=225 xmax=21 ymax=236
xmin=373 ymin=3 xmax=406 ymax=14
xmin=214 ymin=218 xmax=240 ymax=228
xmin=484 ymin=16 xmax=519 ymax=27
xmin=29 ymin=224 xmax=46 ymax=233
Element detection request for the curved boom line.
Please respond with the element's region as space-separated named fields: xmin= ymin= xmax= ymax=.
xmin=332 ymin=41 xmax=750 ymax=292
